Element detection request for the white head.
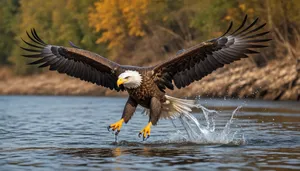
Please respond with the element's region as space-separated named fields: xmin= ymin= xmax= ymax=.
xmin=117 ymin=70 xmax=142 ymax=89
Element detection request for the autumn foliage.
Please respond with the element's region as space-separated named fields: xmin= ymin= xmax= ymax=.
xmin=89 ymin=0 xmax=149 ymax=50
xmin=0 ymin=0 xmax=299 ymax=75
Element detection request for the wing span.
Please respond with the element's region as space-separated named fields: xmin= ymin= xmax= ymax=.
xmin=152 ymin=15 xmax=271 ymax=90
xmin=21 ymin=29 xmax=124 ymax=91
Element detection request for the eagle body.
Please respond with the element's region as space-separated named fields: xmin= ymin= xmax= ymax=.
xmin=124 ymin=71 xmax=166 ymax=125
xmin=126 ymin=72 xmax=166 ymax=107
xmin=21 ymin=15 xmax=270 ymax=140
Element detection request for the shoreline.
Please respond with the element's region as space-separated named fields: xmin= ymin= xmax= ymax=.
xmin=0 ymin=59 xmax=299 ymax=100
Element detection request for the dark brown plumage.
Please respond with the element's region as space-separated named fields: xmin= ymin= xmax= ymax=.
xmin=151 ymin=15 xmax=270 ymax=90
xmin=21 ymin=15 xmax=270 ymax=140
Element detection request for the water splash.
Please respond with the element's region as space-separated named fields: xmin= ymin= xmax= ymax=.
xmin=171 ymin=104 xmax=245 ymax=145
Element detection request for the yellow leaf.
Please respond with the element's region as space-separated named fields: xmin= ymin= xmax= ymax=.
xmin=225 ymin=15 xmax=231 ymax=21
xmin=239 ymin=4 xmax=246 ymax=11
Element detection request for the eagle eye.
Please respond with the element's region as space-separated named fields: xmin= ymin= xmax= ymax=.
xmin=124 ymin=76 xmax=129 ymax=79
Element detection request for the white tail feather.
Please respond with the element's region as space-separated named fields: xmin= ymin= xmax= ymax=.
xmin=143 ymin=95 xmax=196 ymax=119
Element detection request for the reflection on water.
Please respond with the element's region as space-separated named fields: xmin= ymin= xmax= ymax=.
xmin=0 ymin=96 xmax=299 ymax=170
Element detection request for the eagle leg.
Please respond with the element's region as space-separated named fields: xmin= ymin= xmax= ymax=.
xmin=138 ymin=122 xmax=152 ymax=141
xmin=121 ymin=97 xmax=138 ymax=123
xmin=107 ymin=118 xmax=124 ymax=136
xmin=138 ymin=97 xmax=161 ymax=141
xmin=107 ymin=97 xmax=137 ymax=137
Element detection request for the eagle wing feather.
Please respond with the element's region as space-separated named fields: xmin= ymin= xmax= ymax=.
xmin=152 ymin=15 xmax=271 ymax=90
xmin=21 ymin=29 xmax=125 ymax=91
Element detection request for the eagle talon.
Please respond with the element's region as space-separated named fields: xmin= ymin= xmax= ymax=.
xmin=144 ymin=135 xmax=150 ymax=141
xmin=108 ymin=119 xmax=124 ymax=135
xmin=115 ymin=130 xmax=120 ymax=136
xmin=139 ymin=122 xmax=152 ymax=141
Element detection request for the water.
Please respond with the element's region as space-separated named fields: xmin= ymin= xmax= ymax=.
xmin=173 ymin=105 xmax=245 ymax=145
xmin=0 ymin=96 xmax=299 ymax=170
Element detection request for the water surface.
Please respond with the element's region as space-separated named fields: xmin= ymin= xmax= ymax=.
xmin=0 ymin=96 xmax=299 ymax=170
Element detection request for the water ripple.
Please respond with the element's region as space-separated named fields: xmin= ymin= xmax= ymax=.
xmin=0 ymin=96 xmax=299 ymax=170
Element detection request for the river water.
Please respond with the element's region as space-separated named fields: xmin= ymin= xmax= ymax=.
xmin=0 ymin=96 xmax=299 ymax=170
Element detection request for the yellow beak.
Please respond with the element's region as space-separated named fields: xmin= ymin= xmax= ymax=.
xmin=117 ymin=78 xmax=127 ymax=87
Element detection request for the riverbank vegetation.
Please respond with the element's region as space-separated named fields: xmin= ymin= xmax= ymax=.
xmin=0 ymin=0 xmax=299 ymax=100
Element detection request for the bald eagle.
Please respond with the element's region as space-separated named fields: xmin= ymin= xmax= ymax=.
xmin=21 ymin=15 xmax=270 ymax=140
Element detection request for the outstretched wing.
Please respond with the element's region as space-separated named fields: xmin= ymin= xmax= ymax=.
xmin=152 ymin=15 xmax=271 ymax=91
xmin=21 ymin=29 xmax=124 ymax=91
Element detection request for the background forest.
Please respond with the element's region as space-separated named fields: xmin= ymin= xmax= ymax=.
xmin=0 ymin=0 xmax=299 ymax=100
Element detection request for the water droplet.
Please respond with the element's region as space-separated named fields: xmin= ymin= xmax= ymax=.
xmin=171 ymin=98 xmax=245 ymax=145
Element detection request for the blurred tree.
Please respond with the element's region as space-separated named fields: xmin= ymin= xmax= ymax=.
xmin=0 ymin=0 xmax=19 ymax=65
xmin=89 ymin=0 xmax=150 ymax=57
xmin=1 ymin=0 xmax=300 ymax=75
xmin=9 ymin=0 xmax=105 ymax=74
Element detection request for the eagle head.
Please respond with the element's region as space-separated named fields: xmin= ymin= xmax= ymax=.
xmin=117 ymin=70 xmax=142 ymax=89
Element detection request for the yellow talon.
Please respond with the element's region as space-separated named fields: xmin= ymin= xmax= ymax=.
xmin=108 ymin=119 xmax=124 ymax=134
xmin=139 ymin=122 xmax=152 ymax=140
